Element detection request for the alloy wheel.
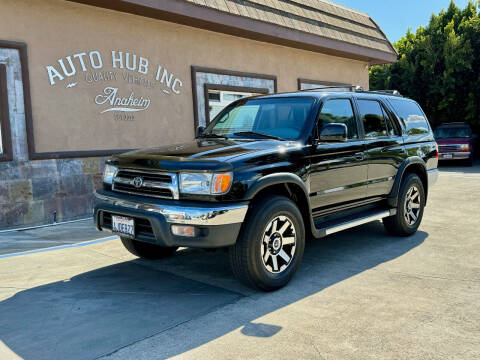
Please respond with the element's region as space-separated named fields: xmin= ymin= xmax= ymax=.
xmin=260 ymin=216 xmax=296 ymax=273
xmin=404 ymin=185 xmax=421 ymax=226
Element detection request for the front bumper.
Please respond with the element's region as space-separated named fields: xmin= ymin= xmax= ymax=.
xmin=439 ymin=151 xmax=471 ymax=160
xmin=94 ymin=190 xmax=249 ymax=248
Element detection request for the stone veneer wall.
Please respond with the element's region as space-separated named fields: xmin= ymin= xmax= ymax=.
xmin=0 ymin=46 xmax=105 ymax=230
xmin=0 ymin=158 xmax=105 ymax=229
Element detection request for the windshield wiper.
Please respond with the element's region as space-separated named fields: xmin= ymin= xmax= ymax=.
xmin=233 ymin=131 xmax=285 ymax=140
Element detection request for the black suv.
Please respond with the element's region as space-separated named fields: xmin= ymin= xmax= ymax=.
xmin=94 ymin=88 xmax=438 ymax=291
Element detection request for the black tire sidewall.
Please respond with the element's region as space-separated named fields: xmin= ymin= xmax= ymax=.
xmin=241 ymin=196 xmax=305 ymax=290
xmin=397 ymin=174 xmax=425 ymax=234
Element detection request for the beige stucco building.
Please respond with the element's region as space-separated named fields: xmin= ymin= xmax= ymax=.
xmin=0 ymin=0 xmax=396 ymax=229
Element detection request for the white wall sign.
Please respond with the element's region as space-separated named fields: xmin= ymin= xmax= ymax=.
xmin=94 ymin=87 xmax=151 ymax=113
xmin=44 ymin=50 xmax=184 ymax=120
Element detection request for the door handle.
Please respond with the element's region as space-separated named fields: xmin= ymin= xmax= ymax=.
xmin=355 ymin=152 xmax=364 ymax=161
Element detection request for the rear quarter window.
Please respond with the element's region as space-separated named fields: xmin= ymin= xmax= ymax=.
xmin=388 ymin=99 xmax=431 ymax=136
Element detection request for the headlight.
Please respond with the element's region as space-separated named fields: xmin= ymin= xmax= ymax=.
xmin=179 ymin=172 xmax=232 ymax=195
xmin=103 ymin=164 xmax=118 ymax=184
xmin=459 ymin=144 xmax=470 ymax=151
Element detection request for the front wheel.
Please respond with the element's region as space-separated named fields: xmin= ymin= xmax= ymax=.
xmin=383 ymin=173 xmax=425 ymax=236
xmin=120 ymin=237 xmax=178 ymax=259
xmin=229 ymin=195 xmax=305 ymax=291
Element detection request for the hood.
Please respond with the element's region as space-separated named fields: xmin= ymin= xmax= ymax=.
xmin=111 ymin=138 xmax=292 ymax=172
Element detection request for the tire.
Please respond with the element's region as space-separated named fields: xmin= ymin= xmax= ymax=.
xmin=383 ymin=173 xmax=425 ymax=237
xmin=120 ymin=237 xmax=178 ymax=259
xmin=229 ymin=195 xmax=305 ymax=291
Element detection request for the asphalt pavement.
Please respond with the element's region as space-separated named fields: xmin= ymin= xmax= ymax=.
xmin=0 ymin=163 xmax=479 ymax=360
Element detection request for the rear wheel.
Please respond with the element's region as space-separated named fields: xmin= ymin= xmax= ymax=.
xmin=383 ymin=173 xmax=425 ymax=236
xmin=229 ymin=195 xmax=305 ymax=291
xmin=120 ymin=237 xmax=178 ymax=259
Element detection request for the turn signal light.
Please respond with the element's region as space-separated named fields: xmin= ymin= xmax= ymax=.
xmin=171 ymin=225 xmax=195 ymax=237
xmin=212 ymin=173 xmax=233 ymax=194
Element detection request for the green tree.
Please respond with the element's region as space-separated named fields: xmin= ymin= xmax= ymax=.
xmin=370 ymin=0 xmax=480 ymax=134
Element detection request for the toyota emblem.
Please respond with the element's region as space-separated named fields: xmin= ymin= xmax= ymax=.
xmin=132 ymin=176 xmax=143 ymax=188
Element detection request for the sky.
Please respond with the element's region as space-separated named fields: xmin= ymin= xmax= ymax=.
xmin=330 ymin=0 xmax=471 ymax=42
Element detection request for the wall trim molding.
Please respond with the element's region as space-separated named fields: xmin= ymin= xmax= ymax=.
xmin=0 ymin=64 xmax=13 ymax=162
xmin=29 ymin=149 xmax=134 ymax=160
xmin=297 ymin=78 xmax=352 ymax=90
xmin=203 ymin=83 xmax=269 ymax=125
xmin=191 ymin=66 xmax=277 ymax=133
xmin=0 ymin=40 xmax=34 ymax=161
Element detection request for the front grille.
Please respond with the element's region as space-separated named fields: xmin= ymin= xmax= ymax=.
xmin=100 ymin=212 xmax=155 ymax=239
xmin=112 ymin=169 xmax=178 ymax=199
xmin=113 ymin=183 xmax=173 ymax=197
xmin=116 ymin=170 xmax=172 ymax=183
xmin=438 ymin=144 xmax=461 ymax=152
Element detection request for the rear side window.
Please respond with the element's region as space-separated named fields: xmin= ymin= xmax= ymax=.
xmin=318 ymin=99 xmax=358 ymax=139
xmin=356 ymin=100 xmax=394 ymax=138
xmin=389 ymin=99 xmax=430 ymax=135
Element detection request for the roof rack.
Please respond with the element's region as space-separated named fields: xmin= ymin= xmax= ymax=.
xmin=300 ymin=86 xmax=403 ymax=97
xmin=367 ymin=89 xmax=402 ymax=97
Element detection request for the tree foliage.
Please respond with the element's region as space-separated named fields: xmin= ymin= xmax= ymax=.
xmin=370 ymin=1 xmax=480 ymax=133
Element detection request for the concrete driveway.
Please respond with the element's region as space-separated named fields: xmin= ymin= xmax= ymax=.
xmin=0 ymin=164 xmax=479 ymax=360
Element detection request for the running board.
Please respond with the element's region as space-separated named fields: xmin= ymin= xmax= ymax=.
xmin=312 ymin=209 xmax=396 ymax=238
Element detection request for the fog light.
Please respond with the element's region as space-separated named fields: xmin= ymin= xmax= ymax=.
xmin=171 ymin=225 xmax=196 ymax=237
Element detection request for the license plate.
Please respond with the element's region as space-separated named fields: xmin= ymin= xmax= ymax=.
xmin=112 ymin=215 xmax=135 ymax=237
xmin=442 ymin=154 xmax=453 ymax=159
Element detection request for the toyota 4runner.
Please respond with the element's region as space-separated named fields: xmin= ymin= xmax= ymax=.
xmin=94 ymin=88 xmax=439 ymax=291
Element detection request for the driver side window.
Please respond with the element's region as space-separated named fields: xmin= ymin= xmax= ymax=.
xmin=318 ymin=99 xmax=358 ymax=140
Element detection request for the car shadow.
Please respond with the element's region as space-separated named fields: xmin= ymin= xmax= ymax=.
xmin=0 ymin=222 xmax=427 ymax=360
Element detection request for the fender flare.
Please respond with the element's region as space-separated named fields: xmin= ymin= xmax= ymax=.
xmin=244 ymin=172 xmax=322 ymax=237
xmin=244 ymin=172 xmax=310 ymax=201
xmin=388 ymin=157 xmax=427 ymax=207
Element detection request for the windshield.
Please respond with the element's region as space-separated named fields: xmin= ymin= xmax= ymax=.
xmin=202 ymin=97 xmax=315 ymax=140
xmin=434 ymin=126 xmax=471 ymax=139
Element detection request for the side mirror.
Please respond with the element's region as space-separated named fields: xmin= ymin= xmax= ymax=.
xmin=196 ymin=126 xmax=205 ymax=137
xmin=319 ymin=123 xmax=348 ymax=142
